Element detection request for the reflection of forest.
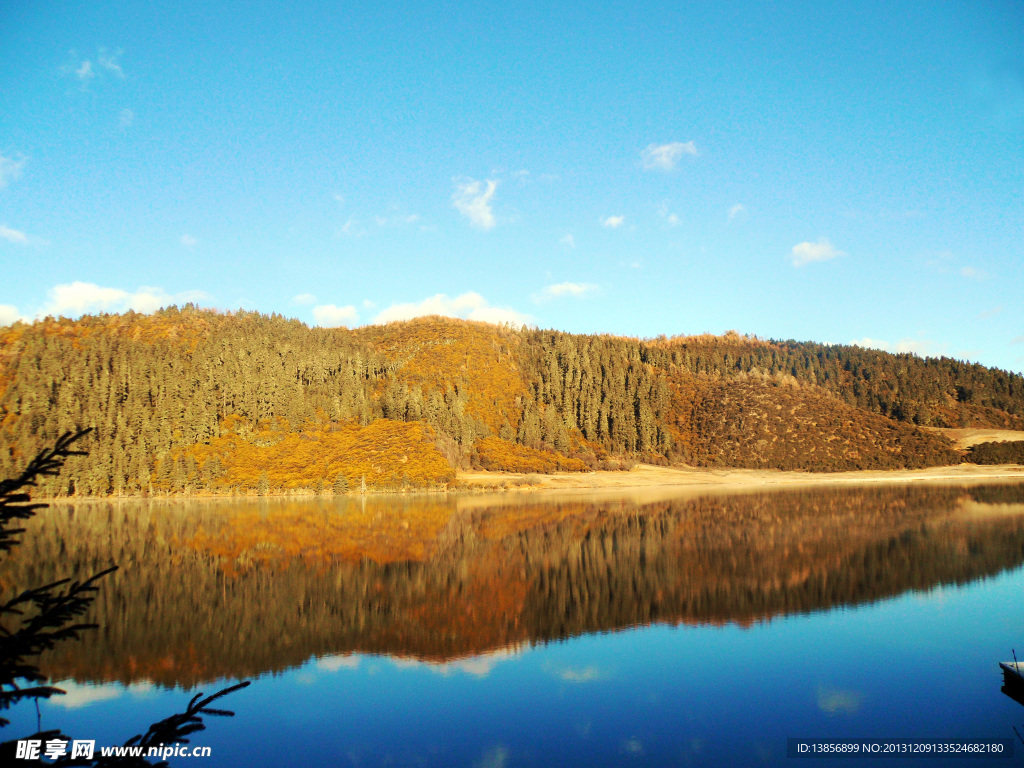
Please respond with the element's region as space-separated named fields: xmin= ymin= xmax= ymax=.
xmin=3 ymin=485 xmax=1024 ymax=688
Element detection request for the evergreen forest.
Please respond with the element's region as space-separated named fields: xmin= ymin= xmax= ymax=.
xmin=1 ymin=307 xmax=1023 ymax=496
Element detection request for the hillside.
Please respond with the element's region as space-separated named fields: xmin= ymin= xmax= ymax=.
xmin=1 ymin=307 xmax=1022 ymax=496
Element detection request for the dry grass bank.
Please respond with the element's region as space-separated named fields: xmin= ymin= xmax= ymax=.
xmin=923 ymin=427 xmax=1024 ymax=449
xmin=457 ymin=462 xmax=1024 ymax=495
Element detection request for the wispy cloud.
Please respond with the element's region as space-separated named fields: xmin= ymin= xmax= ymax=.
xmin=560 ymin=234 xmax=576 ymax=249
xmin=0 ymin=225 xmax=30 ymax=245
xmin=62 ymin=48 xmax=125 ymax=89
xmin=602 ymin=215 xmax=624 ymax=229
xmin=658 ymin=203 xmax=680 ymax=227
xmin=728 ymin=203 xmax=746 ymax=221
xmin=959 ymin=266 xmax=987 ymax=280
xmin=0 ymin=153 xmax=26 ymax=189
xmin=452 ymin=178 xmax=498 ymax=229
xmin=1012 ymin=335 xmax=1024 ymax=345
xmin=641 ymin=141 xmax=698 ymax=171
xmin=533 ymin=282 xmax=598 ymax=303
xmin=374 ymin=292 xmax=530 ymax=326
xmin=181 ymin=233 xmax=198 ymax=248
xmin=291 ymin=293 xmax=317 ymax=306
xmin=338 ymin=215 xmax=363 ymax=237
xmin=979 ymin=306 xmax=1002 ymax=319
xmin=312 ymin=304 xmax=359 ymax=328
xmin=119 ymin=108 xmax=135 ymax=127
xmin=850 ymin=337 xmax=931 ymax=356
xmin=790 ymin=238 xmax=843 ymax=267
xmin=97 ymin=48 xmax=125 ymax=78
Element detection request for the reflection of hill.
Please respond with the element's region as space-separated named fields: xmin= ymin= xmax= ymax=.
xmin=3 ymin=485 xmax=1024 ymax=687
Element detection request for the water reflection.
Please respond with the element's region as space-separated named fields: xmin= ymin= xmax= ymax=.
xmin=2 ymin=484 xmax=1024 ymax=689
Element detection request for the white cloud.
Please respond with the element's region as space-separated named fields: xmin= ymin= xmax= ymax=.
xmin=850 ymin=337 xmax=932 ymax=356
xmin=658 ymin=203 xmax=680 ymax=227
xmin=0 ymin=305 xmax=23 ymax=326
xmin=35 ymin=282 xmax=210 ymax=319
xmin=641 ymin=141 xmax=698 ymax=171
xmin=560 ymin=234 xmax=576 ymax=248
xmin=790 ymin=238 xmax=844 ymax=267
xmin=0 ymin=225 xmax=30 ymax=245
xmin=374 ymin=292 xmax=530 ymax=326
xmin=452 ymin=178 xmax=498 ymax=229
xmin=181 ymin=233 xmax=198 ymax=248
xmin=959 ymin=266 xmax=987 ymax=280
xmin=119 ymin=108 xmax=134 ymax=127
xmin=312 ymin=304 xmax=359 ymax=328
xmin=979 ymin=306 xmax=1002 ymax=319
xmin=728 ymin=203 xmax=746 ymax=221
xmin=0 ymin=153 xmax=26 ymax=188
xmin=534 ymin=282 xmax=598 ymax=302
xmin=291 ymin=293 xmax=317 ymax=306
xmin=62 ymin=48 xmax=125 ymax=89
xmin=602 ymin=215 xmax=624 ymax=229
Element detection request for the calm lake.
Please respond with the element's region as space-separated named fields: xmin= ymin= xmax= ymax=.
xmin=4 ymin=483 xmax=1024 ymax=766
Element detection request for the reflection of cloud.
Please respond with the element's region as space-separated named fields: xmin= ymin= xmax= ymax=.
xmin=473 ymin=745 xmax=509 ymax=768
xmin=49 ymin=681 xmax=123 ymax=709
xmin=556 ymin=665 xmax=604 ymax=683
xmin=390 ymin=647 xmax=521 ymax=678
xmin=622 ymin=737 xmax=644 ymax=756
xmin=317 ymin=654 xmax=360 ymax=672
xmin=817 ymin=685 xmax=863 ymax=714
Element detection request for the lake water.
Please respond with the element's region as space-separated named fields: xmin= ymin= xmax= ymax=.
xmin=3 ymin=483 xmax=1024 ymax=766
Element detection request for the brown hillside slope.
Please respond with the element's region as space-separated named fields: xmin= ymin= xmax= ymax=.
xmin=681 ymin=374 xmax=960 ymax=470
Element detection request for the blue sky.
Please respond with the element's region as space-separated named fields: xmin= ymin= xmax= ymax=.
xmin=1 ymin=0 xmax=1022 ymax=372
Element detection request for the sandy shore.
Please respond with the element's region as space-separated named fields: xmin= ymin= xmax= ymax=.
xmin=457 ymin=462 xmax=1024 ymax=494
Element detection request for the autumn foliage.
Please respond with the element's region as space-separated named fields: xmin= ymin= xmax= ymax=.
xmin=2 ymin=307 xmax=1024 ymax=497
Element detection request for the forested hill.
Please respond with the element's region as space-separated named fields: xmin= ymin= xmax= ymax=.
xmin=1 ymin=307 xmax=1022 ymax=496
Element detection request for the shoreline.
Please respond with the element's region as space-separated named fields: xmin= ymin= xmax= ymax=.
xmin=36 ymin=463 xmax=1024 ymax=504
